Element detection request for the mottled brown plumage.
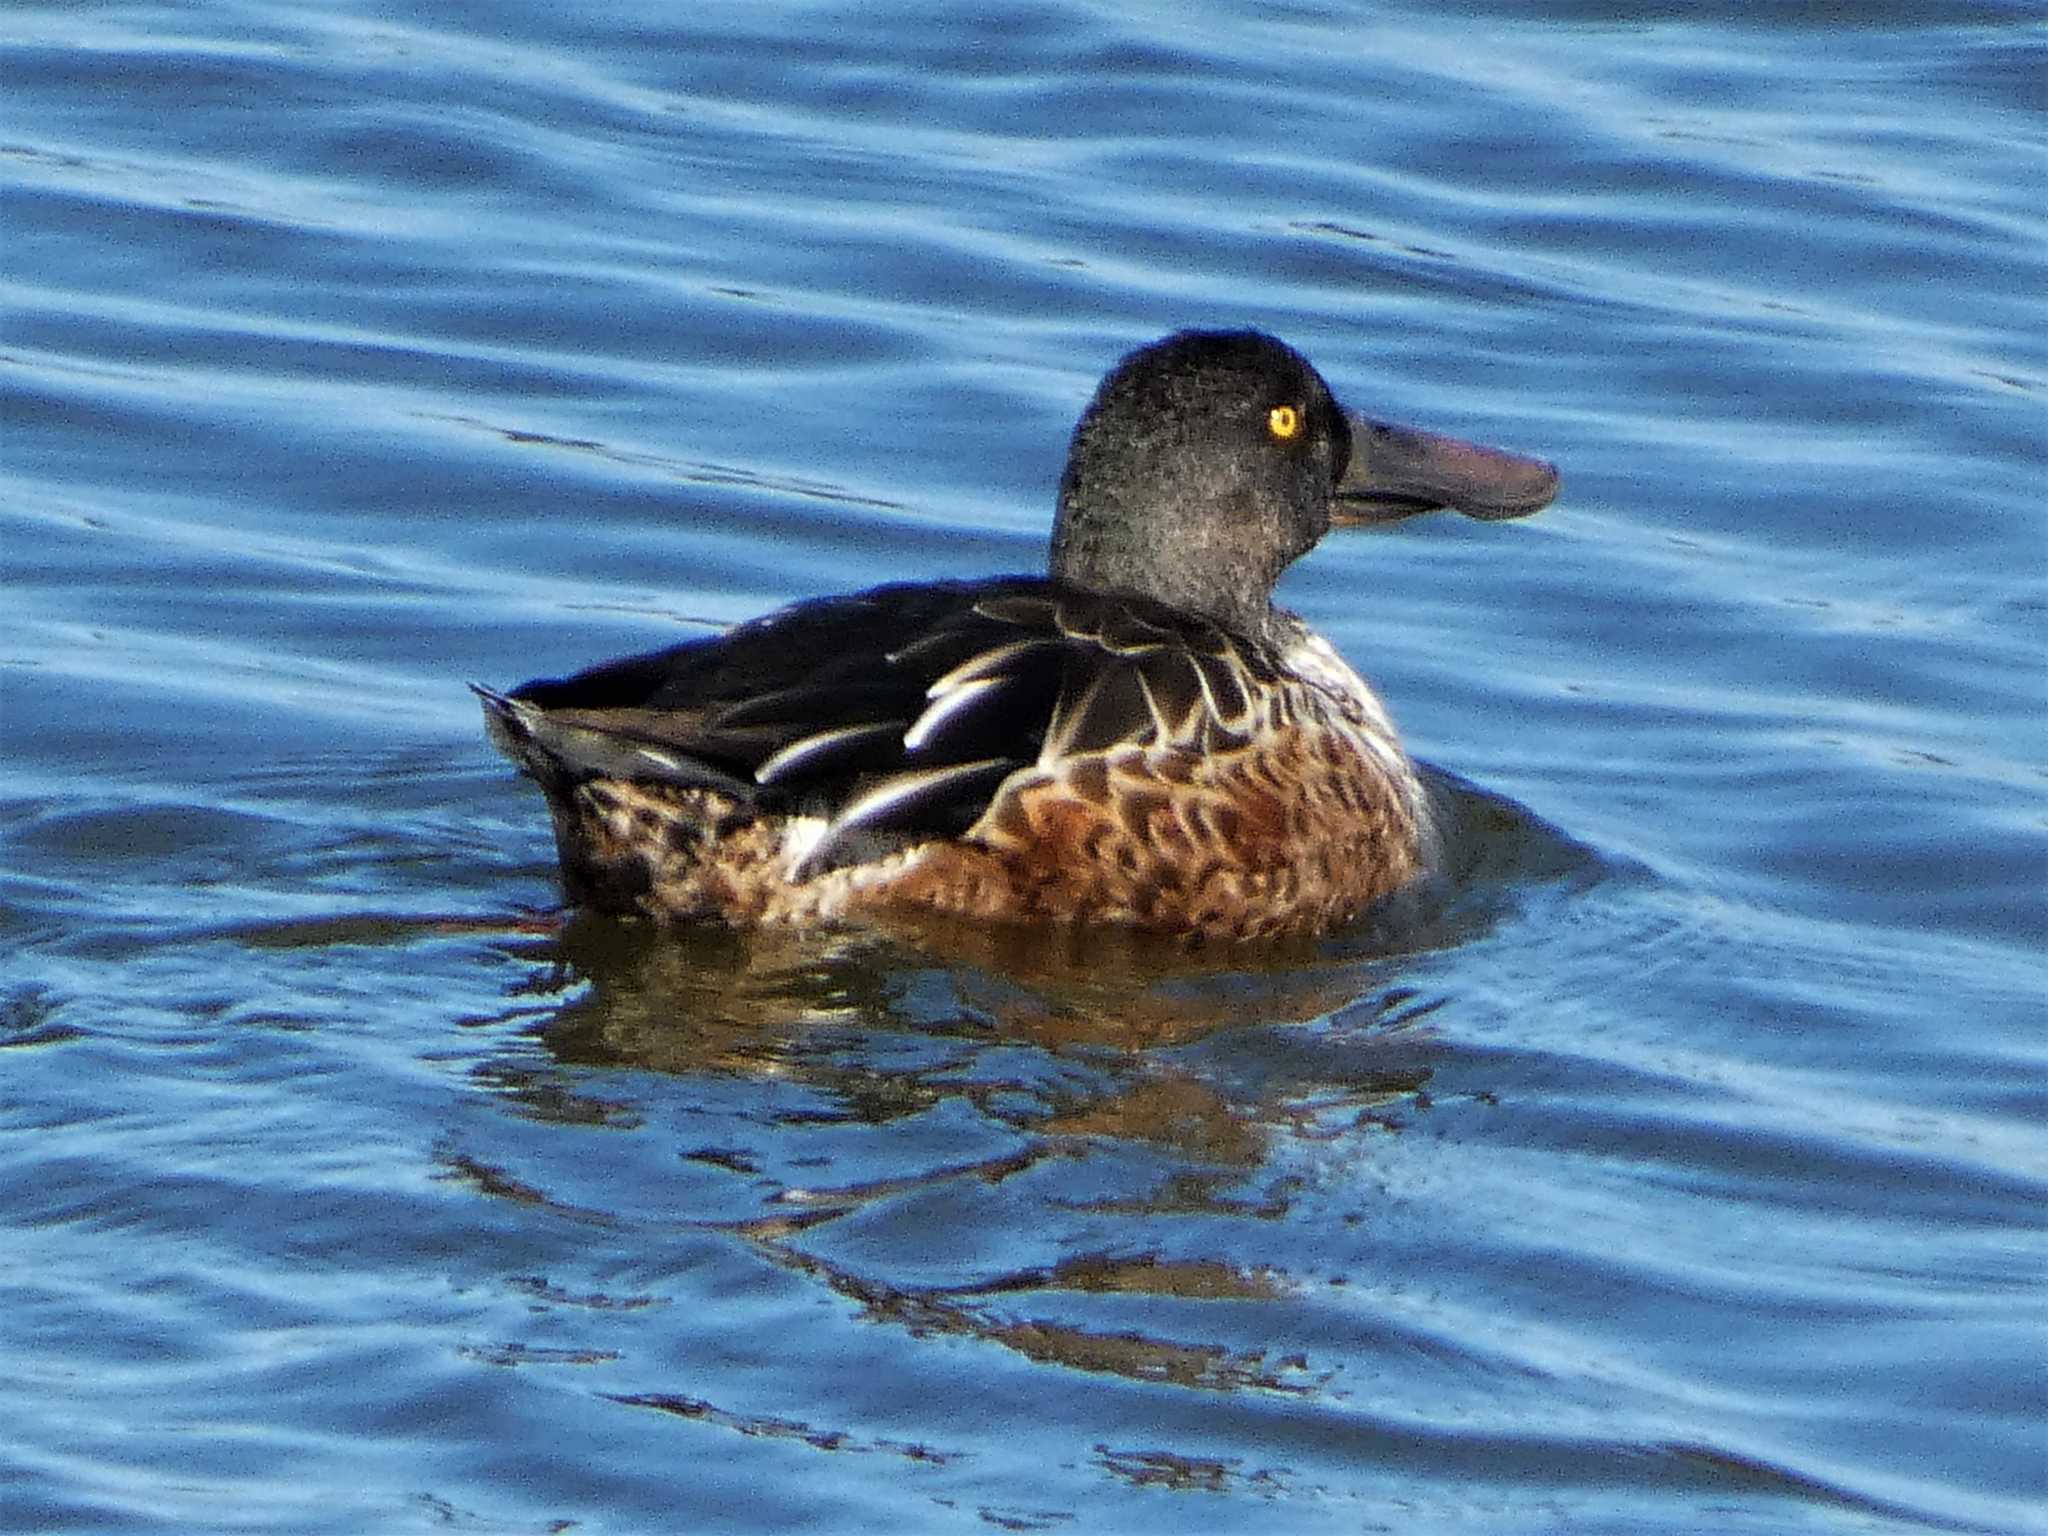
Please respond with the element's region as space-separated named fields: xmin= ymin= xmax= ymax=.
xmin=478 ymin=330 xmax=1557 ymax=942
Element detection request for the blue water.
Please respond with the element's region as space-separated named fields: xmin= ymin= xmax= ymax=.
xmin=4 ymin=3 xmax=2044 ymax=1532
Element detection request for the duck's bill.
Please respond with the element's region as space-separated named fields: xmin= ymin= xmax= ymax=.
xmin=1333 ymin=414 xmax=1560 ymax=524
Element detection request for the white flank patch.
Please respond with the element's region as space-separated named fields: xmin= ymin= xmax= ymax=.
xmin=1280 ymin=627 xmax=1434 ymax=839
xmin=1282 ymin=631 xmax=1399 ymax=739
xmin=778 ymin=815 xmax=833 ymax=871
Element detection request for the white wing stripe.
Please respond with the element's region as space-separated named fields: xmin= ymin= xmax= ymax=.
xmin=903 ymin=675 xmax=1010 ymax=754
xmin=828 ymin=758 xmax=1011 ymax=833
xmin=754 ymin=721 xmax=902 ymax=785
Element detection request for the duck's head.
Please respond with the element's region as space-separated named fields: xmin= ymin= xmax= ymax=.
xmin=1049 ymin=329 xmax=1559 ymax=641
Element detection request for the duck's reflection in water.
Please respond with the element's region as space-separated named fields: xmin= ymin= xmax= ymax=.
xmin=469 ymin=770 xmax=1589 ymax=1403
xmin=474 ymin=904 xmax=1436 ymax=1397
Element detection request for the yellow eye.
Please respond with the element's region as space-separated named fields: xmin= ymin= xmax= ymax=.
xmin=1268 ymin=404 xmax=1302 ymax=441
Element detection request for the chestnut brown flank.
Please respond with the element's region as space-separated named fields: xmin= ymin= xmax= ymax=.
xmin=548 ymin=716 xmax=1422 ymax=945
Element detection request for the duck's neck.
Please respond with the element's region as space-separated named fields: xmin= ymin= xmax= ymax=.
xmin=1049 ymin=488 xmax=1289 ymax=645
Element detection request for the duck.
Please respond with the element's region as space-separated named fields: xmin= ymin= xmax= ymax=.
xmin=477 ymin=329 xmax=1558 ymax=944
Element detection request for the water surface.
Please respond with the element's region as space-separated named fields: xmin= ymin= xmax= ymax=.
xmin=4 ymin=3 xmax=2044 ymax=1532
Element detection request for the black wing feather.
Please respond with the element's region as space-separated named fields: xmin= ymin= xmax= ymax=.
xmin=488 ymin=577 xmax=1279 ymax=869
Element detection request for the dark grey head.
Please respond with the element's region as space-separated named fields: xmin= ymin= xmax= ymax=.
xmin=1049 ymin=329 xmax=1559 ymax=642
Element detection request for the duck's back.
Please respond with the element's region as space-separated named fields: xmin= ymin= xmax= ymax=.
xmin=478 ymin=577 xmax=1428 ymax=940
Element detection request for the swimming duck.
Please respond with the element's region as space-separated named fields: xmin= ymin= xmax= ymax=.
xmin=478 ymin=329 xmax=1557 ymax=943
